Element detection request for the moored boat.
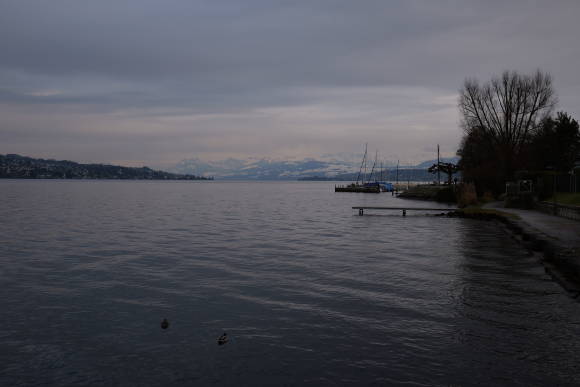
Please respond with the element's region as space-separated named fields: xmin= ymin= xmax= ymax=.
xmin=334 ymin=145 xmax=394 ymax=194
xmin=335 ymin=183 xmax=380 ymax=193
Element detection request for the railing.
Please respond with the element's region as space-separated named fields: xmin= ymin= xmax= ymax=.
xmin=535 ymin=201 xmax=580 ymax=221
xmin=535 ymin=174 xmax=580 ymax=195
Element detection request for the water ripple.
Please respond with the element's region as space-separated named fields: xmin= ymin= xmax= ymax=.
xmin=1 ymin=180 xmax=580 ymax=386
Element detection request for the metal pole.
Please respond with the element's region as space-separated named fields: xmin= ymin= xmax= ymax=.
xmin=553 ymin=174 xmax=557 ymax=215
xmin=396 ymin=160 xmax=399 ymax=193
xmin=437 ymin=144 xmax=440 ymax=186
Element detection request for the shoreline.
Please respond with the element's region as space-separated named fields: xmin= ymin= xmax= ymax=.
xmin=451 ymin=206 xmax=580 ymax=298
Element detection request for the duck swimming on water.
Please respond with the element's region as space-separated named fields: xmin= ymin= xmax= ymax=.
xmin=161 ymin=318 xmax=169 ymax=330
xmin=218 ymin=332 xmax=228 ymax=345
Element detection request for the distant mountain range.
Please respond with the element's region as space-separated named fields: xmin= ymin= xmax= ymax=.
xmin=1 ymin=153 xmax=459 ymax=181
xmin=0 ymin=154 xmax=209 ymax=180
xmin=170 ymin=155 xmax=459 ymax=180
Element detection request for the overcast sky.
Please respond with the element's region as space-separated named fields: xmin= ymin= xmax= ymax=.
xmin=1 ymin=0 xmax=579 ymax=167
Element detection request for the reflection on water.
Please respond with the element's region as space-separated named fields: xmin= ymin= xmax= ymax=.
xmin=1 ymin=180 xmax=579 ymax=386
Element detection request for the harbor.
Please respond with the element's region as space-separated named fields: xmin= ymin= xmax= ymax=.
xmin=334 ymin=144 xmax=396 ymax=193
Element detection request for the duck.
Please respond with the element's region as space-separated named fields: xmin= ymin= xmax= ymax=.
xmin=217 ymin=332 xmax=228 ymax=345
xmin=161 ymin=318 xmax=169 ymax=330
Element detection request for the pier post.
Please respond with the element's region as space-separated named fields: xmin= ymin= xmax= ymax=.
xmin=359 ymin=208 xmax=364 ymax=216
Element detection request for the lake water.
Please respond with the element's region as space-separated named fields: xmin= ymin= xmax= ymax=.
xmin=1 ymin=180 xmax=580 ymax=386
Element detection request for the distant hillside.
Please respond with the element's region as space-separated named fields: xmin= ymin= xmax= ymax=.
xmin=0 ymin=154 xmax=210 ymax=180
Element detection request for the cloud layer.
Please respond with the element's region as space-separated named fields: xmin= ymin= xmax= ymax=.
xmin=1 ymin=0 xmax=579 ymax=166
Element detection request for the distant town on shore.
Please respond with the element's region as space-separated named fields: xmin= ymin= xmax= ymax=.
xmin=0 ymin=154 xmax=211 ymax=180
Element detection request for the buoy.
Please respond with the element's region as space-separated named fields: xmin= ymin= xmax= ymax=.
xmin=218 ymin=332 xmax=228 ymax=345
xmin=161 ymin=318 xmax=169 ymax=330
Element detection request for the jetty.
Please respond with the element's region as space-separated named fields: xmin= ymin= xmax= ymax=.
xmin=353 ymin=206 xmax=457 ymax=216
xmin=336 ymin=184 xmax=380 ymax=193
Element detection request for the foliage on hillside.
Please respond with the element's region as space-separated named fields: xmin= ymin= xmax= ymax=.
xmin=0 ymin=154 xmax=210 ymax=180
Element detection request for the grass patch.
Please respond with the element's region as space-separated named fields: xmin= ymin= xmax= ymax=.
xmin=545 ymin=192 xmax=580 ymax=206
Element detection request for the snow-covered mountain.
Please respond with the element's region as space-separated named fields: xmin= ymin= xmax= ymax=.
xmin=169 ymin=154 xmax=459 ymax=180
xmin=170 ymin=156 xmax=359 ymax=179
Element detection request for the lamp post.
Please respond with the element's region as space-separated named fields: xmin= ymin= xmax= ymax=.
xmin=437 ymin=144 xmax=441 ymax=186
xmin=553 ymin=173 xmax=557 ymax=215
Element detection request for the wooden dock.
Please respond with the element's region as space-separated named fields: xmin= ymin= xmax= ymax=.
xmin=352 ymin=206 xmax=458 ymax=216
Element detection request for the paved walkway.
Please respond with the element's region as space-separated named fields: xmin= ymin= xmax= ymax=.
xmin=484 ymin=201 xmax=580 ymax=250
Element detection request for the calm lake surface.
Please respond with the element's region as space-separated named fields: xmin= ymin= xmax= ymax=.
xmin=1 ymin=180 xmax=580 ymax=386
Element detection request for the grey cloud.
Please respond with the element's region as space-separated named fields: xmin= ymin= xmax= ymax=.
xmin=3 ymin=2 xmax=579 ymax=95
xmin=1 ymin=0 xmax=579 ymax=165
xmin=1 ymin=1 xmax=553 ymax=85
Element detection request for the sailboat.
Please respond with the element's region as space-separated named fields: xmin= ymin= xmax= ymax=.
xmin=334 ymin=144 xmax=380 ymax=193
xmin=375 ymin=160 xmax=394 ymax=192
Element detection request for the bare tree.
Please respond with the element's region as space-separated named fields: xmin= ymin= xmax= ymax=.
xmin=458 ymin=70 xmax=557 ymax=177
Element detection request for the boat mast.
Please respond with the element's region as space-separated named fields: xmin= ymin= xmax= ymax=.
xmin=437 ymin=144 xmax=441 ymax=186
xmin=356 ymin=143 xmax=367 ymax=185
xmin=369 ymin=150 xmax=377 ymax=182
xmin=396 ymin=160 xmax=399 ymax=192
xmin=363 ymin=145 xmax=367 ymax=185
